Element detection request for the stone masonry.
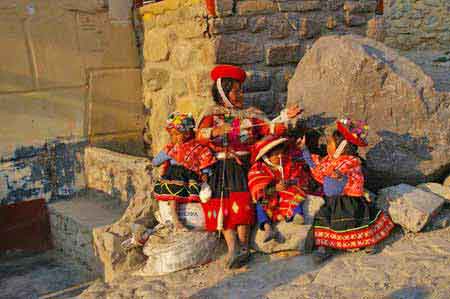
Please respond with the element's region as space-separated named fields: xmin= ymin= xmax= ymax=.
xmin=140 ymin=0 xmax=380 ymax=155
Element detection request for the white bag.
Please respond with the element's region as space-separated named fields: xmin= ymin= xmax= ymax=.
xmin=199 ymin=182 xmax=212 ymax=203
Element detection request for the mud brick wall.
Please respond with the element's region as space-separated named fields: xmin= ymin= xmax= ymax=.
xmin=384 ymin=0 xmax=450 ymax=51
xmin=140 ymin=0 xmax=379 ymax=154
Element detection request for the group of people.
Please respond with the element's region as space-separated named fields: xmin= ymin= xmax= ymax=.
xmin=148 ymin=64 xmax=395 ymax=268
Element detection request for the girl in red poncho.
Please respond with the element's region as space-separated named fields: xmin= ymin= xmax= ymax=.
xmin=248 ymin=136 xmax=313 ymax=242
xmin=153 ymin=112 xmax=216 ymax=231
xmin=299 ymin=118 xmax=395 ymax=263
xmin=197 ymin=65 xmax=302 ymax=269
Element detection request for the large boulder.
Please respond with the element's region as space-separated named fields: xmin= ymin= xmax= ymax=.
xmin=416 ymin=182 xmax=450 ymax=204
xmin=287 ymin=35 xmax=450 ymax=189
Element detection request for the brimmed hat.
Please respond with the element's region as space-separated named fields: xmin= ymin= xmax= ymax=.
xmin=336 ymin=118 xmax=369 ymax=147
xmin=251 ymin=136 xmax=288 ymax=163
xmin=166 ymin=112 xmax=195 ymax=132
xmin=211 ymin=65 xmax=247 ymax=83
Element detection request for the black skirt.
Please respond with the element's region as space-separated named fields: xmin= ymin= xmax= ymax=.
xmin=305 ymin=195 xmax=395 ymax=252
xmin=154 ymin=165 xmax=201 ymax=202
xmin=208 ymin=157 xmax=249 ymax=198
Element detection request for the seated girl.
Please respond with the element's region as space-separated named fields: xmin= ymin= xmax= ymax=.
xmin=299 ymin=118 xmax=395 ymax=263
xmin=153 ymin=112 xmax=217 ymax=231
xmin=248 ymin=136 xmax=312 ymax=243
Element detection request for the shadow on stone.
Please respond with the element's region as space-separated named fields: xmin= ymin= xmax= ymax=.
xmin=387 ymin=286 xmax=430 ymax=299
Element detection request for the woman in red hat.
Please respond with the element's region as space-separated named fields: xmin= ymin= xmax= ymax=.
xmin=298 ymin=118 xmax=395 ymax=263
xmin=197 ymin=65 xmax=302 ymax=269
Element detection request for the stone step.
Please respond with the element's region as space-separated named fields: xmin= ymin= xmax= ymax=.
xmin=48 ymin=189 xmax=127 ymax=276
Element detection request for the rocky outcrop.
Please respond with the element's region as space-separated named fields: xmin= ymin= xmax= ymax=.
xmin=287 ymin=35 xmax=450 ymax=189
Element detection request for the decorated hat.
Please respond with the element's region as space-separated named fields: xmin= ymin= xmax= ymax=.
xmin=336 ymin=118 xmax=369 ymax=147
xmin=166 ymin=112 xmax=195 ymax=132
xmin=211 ymin=65 xmax=247 ymax=83
xmin=252 ymin=136 xmax=288 ymax=163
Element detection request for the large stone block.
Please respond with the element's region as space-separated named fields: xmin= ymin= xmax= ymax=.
xmin=28 ymin=12 xmax=86 ymax=88
xmin=57 ymin=0 xmax=107 ymax=13
xmin=87 ymin=69 xmax=143 ymax=136
xmin=268 ymin=15 xmax=292 ymax=39
xmin=237 ymin=0 xmax=277 ymax=15
xmin=243 ymin=71 xmax=271 ymax=93
xmin=273 ymin=66 xmax=296 ymax=92
xmin=212 ymin=17 xmax=247 ymax=34
xmin=299 ymin=18 xmax=321 ymax=39
xmin=0 ymin=88 xmax=86 ymax=149
xmin=287 ymin=35 xmax=450 ymax=188
xmin=77 ymin=12 xmax=139 ymax=69
xmin=215 ymin=36 xmax=264 ymax=65
xmin=278 ymin=1 xmax=322 ymax=12
xmin=251 ymin=222 xmax=311 ymax=253
xmin=265 ymin=43 xmax=303 ymax=66
xmin=142 ymin=67 xmax=170 ymax=92
xmin=377 ymin=184 xmax=445 ymax=232
xmin=344 ymin=13 xmax=367 ymax=27
xmin=143 ymin=29 xmax=169 ymax=62
xmin=244 ymin=91 xmax=277 ymax=116
xmin=0 ymin=16 xmax=34 ymax=92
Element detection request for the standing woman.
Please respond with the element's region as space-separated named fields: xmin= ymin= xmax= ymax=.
xmin=197 ymin=65 xmax=301 ymax=269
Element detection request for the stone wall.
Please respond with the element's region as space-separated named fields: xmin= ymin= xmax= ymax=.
xmin=0 ymin=0 xmax=143 ymax=205
xmin=140 ymin=0 xmax=380 ymax=155
xmin=384 ymin=0 xmax=450 ymax=51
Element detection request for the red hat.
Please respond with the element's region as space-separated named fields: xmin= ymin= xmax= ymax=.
xmin=251 ymin=136 xmax=288 ymax=163
xmin=336 ymin=118 xmax=369 ymax=147
xmin=211 ymin=65 xmax=246 ymax=83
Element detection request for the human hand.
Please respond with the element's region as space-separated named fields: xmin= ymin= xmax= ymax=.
xmin=296 ymin=136 xmax=306 ymax=149
xmin=275 ymin=182 xmax=287 ymax=192
xmin=287 ymin=105 xmax=303 ymax=119
xmin=212 ymin=123 xmax=231 ymax=137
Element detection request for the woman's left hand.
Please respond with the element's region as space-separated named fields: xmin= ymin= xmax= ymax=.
xmin=287 ymin=105 xmax=303 ymax=119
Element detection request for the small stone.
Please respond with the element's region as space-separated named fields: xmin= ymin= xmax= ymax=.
xmin=142 ymin=68 xmax=169 ymax=92
xmin=265 ymin=43 xmax=303 ymax=66
xmin=326 ymin=16 xmax=337 ymax=30
xmin=299 ymin=18 xmax=321 ymax=39
xmin=215 ymin=0 xmax=234 ymax=17
xmin=416 ymin=182 xmax=450 ymax=203
xmin=278 ymin=1 xmax=321 ymax=12
xmin=212 ymin=17 xmax=247 ymax=34
xmin=243 ymin=71 xmax=271 ymax=93
xmin=344 ymin=13 xmax=366 ymax=27
xmin=366 ymin=16 xmax=385 ymax=42
xmin=378 ymin=184 xmax=445 ymax=232
xmin=215 ymin=36 xmax=264 ymax=65
xmin=237 ymin=0 xmax=277 ymax=15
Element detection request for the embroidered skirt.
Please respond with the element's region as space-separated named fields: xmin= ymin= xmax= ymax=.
xmin=153 ymin=165 xmax=201 ymax=203
xmin=305 ymin=195 xmax=395 ymax=252
xmin=201 ymin=158 xmax=255 ymax=232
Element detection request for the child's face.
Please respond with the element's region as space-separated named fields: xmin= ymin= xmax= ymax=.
xmin=326 ymin=135 xmax=337 ymax=156
xmin=168 ymin=129 xmax=185 ymax=144
xmin=228 ymin=82 xmax=244 ymax=109
xmin=267 ymin=148 xmax=284 ymax=165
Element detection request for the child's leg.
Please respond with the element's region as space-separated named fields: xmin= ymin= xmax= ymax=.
xmin=223 ymin=229 xmax=238 ymax=268
xmin=168 ymin=200 xmax=188 ymax=231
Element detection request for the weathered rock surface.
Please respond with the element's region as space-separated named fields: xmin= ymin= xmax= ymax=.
xmin=417 ymin=182 xmax=450 ymax=203
xmin=377 ymin=184 xmax=444 ymax=232
xmin=80 ymin=227 xmax=450 ymax=299
xmin=444 ymin=174 xmax=450 ymax=188
xmin=287 ymin=35 xmax=450 ymax=189
xmin=252 ymin=223 xmax=311 ymax=253
xmin=303 ymin=195 xmax=325 ymax=224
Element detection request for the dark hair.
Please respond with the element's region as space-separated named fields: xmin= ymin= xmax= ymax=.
xmin=267 ymin=143 xmax=286 ymax=157
xmin=211 ymin=77 xmax=239 ymax=106
xmin=332 ymin=130 xmax=358 ymax=156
